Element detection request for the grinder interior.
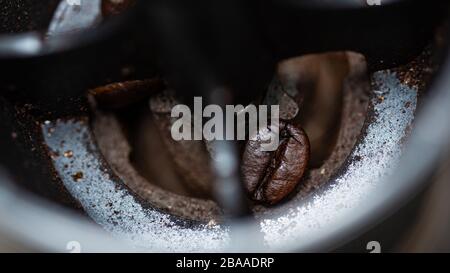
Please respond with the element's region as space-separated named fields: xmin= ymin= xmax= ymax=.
xmin=0 ymin=0 xmax=60 ymax=33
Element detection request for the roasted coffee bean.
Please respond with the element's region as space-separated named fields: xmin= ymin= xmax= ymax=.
xmin=102 ymin=0 xmax=136 ymax=17
xmin=89 ymin=79 xmax=164 ymax=109
xmin=242 ymin=122 xmax=310 ymax=205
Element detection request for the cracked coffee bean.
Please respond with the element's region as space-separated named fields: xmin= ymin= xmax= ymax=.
xmin=242 ymin=122 xmax=310 ymax=205
xmin=89 ymin=79 xmax=164 ymax=109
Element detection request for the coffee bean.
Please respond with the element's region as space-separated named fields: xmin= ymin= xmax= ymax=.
xmin=242 ymin=122 xmax=310 ymax=205
xmin=89 ymin=79 xmax=164 ymax=109
xmin=101 ymin=0 xmax=136 ymax=17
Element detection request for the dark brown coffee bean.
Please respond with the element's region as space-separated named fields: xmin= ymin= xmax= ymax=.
xmin=242 ymin=122 xmax=310 ymax=205
xmin=102 ymin=0 xmax=136 ymax=17
xmin=89 ymin=79 xmax=164 ymax=109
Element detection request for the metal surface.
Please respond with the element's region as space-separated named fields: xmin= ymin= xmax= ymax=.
xmin=1 ymin=0 xmax=450 ymax=252
xmin=47 ymin=0 xmax=101 ymax=36
xmin=0 ymin=61 xmax=423 ymax=252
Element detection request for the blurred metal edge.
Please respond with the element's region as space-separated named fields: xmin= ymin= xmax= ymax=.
xmin=0 ymin=176 xmax=136 ymax=253
xmin=1 ymin=1 xmax=450 ymax=253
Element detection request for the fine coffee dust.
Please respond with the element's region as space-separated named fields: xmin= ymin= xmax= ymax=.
xmin=93 ymin=58 xmax=369 ymax=222
xmin=93 ymin=111 xmax=222 ymax=223
xmin=253 ymin=53 xmax=370 ymax=216
xmin=0 ymin=0 xmax=60 ymax=33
